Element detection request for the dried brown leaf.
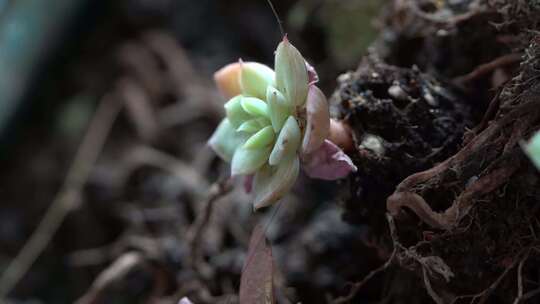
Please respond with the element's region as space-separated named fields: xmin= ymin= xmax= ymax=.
xmin=239 ymin=224 xmax=275 ymax=304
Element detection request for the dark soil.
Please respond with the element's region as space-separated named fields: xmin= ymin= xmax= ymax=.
xmin=334 ymin=1 xmax=540 ymax=303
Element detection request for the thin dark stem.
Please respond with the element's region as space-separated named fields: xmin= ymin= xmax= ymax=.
xmin=265 ymin=0 xmax=285 ymax=37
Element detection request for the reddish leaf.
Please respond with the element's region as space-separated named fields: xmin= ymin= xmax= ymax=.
xmin=243 ymin=174 xmax=254 ymax=193
xmin=239 ymin=224 xmax=275 ymax=304
xmin=305 ymin=60 xmax=319 ymax=85
xmin=302 ymin=139 xmax=357 ymax=180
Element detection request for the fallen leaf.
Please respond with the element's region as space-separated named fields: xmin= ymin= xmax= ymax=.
xmin=239 ymin=224 xmax=275 ymax=304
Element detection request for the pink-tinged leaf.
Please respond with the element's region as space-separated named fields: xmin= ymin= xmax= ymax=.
xmin=239 ymin=224 xmax=275 ymax=304
xmin=301 ymin=85 xmax=330 ymax=155
xmin=214 ymin=62 xmax=242 ymax=99
xmin=178 ymin=297 xmax=194 ymax=304
xmin=244 ymin=174 xmax=254 ymax=193
xmin=302 ymin=140 xmax=357 ymax=180
xmin=328 ymin=119 xmax=354 ymax=151
xmin=305 ymin=60 xmax=319 ymax=85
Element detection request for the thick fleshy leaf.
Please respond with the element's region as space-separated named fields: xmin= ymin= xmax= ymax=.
xmin=523 ymin=131 xmax=540 ymax=169
xmin=237 ymin=117 xmax=270 ymax=133
xmin=305 ymin=60 xmax=319 ymax=85
xmin=269 ymin=116 xmax=301 ymax=166
xmin=329 ymin=119 xmax=354 ymax=151
xmin=244 ymin=126 xmax=275 ymax=149
xmin=253 ymin=155 xmax=299 ymax=209
xmin=275 ymin=37 xmax=309 ymax=107
xmin=241 ymin=97 xmax=269 ymax=118
xmin=239 ymin=224 xmax=275 ymax=304
xmin=225 ymin=95 xmax=251 ymax=128
xmin=208 ymin=119 xmax=247 ymax=162
xmin=266 ymin=86 xmax=292 ymax=132
xmin=240 ymin=62 xmax=275 ymax=99
xmin=302 ymin=140 xmax=357 ymax=180
xmin=301 ymin=85 xmax=330 ymax=154
xmin=231 ymin=145 xmax=272 ymax=176
xmin=214 ymin=62 xmax=242 ymax=99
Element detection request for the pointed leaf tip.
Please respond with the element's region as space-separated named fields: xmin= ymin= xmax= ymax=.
xmin=253 ymin=155 xmax=299 ymax=209
xmin=275 ymin=39 xmax=309 ymax=107
xmin=302 ymin=140 xmax=357 ymax=180
xmin=305 ymin=61 xmax=319 ymax=85
xmin=231 ymin=145 xmax=272 ymax=176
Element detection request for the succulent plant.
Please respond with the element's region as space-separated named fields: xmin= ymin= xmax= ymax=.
xmin=209 ymin=37 xmax=356 ymax=209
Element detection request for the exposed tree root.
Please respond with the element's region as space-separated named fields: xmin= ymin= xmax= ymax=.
xmin=387 ymin=98 xmax=540 ymax=230
xmin=382 ymin=31 xmax=540 ymax=302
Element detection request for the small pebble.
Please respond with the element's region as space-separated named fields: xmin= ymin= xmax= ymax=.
xmin=388 ymin=81 xmax=408 ymax=100
xmin=360 ymin=134 xmax=385 ymax=157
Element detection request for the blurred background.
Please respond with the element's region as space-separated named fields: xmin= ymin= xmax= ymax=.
xmin=0 ymin=0 xmax=385 ymax=303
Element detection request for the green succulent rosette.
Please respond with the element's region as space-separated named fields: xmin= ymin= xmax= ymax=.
xmin=209 ymin=38 xmax=356 ymax=209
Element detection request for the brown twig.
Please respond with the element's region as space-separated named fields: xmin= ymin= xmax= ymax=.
xmin=522 ymin=287 xmax=540 ymax=301
xmin=128 ymin=145 xmax=210 ymax=197
xmin=513 ymin=250 xmax=532 ymax=304
xmin=332 ymin=214 xmax=398 ymax=304
xmin=75 ymin=252 xmax=146 ymax=304
xmin=119 ymin=78 xmax=160 ymax=141
xmin=454 ymin=53 xmax=523 ymax=85
xmin=0 ymin=93 xmax=122 ymax=299
xmin=454 ymin=248 xmax=531 ymax=304
xmin=422 ymin=266 xmax=445 ymax=304
xmin=463 ymin=91 xmax=502 ymax=145
xmin=187 ymin=178 xmax=233 ymax=265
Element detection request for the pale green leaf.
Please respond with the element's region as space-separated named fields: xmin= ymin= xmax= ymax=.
xmin=268 ymin=116 xmax=301 ymax=165
xmin=240 ymin=62 xmax=275 ymax=99
xmin=275 ymin=38 xmax=308 ymax=107
xmin=231 ymin=145 xmax=272 ymax=176
xmin=225 ymin=95 xmax=251 ymax=128
xmin=208 ymin=119 xmax=247 ymax=162
xmin=244 ymin=126 xmax=275 ymax=149
xmin=253 ymin=155 xmax=299 ymax=209
xmin=241 ymin=97 xmax=269 ymax=118
xmin=524 ymin=131 xmax=540 ymax=170
xmin=266 ymin=86 xmax=292 ymax=132
xmin=237 ymin=117 xmax=270 ymax=133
